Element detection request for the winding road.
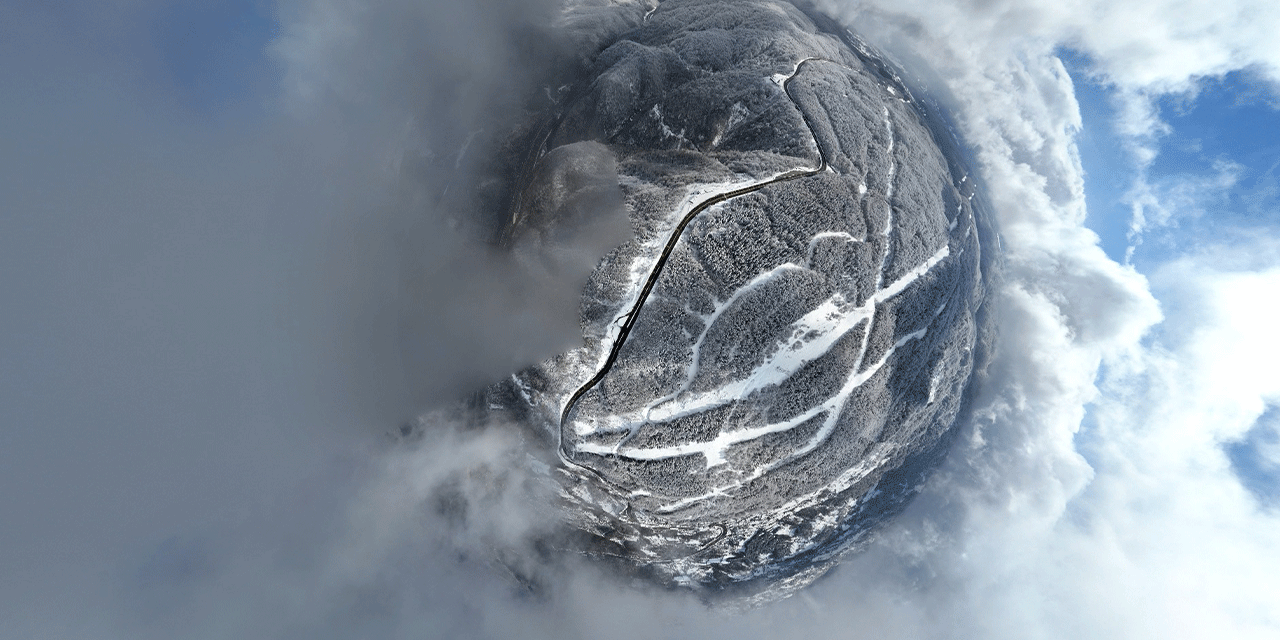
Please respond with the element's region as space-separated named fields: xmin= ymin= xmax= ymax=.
xmin=556 ymin=58 xmax=832 ymax=436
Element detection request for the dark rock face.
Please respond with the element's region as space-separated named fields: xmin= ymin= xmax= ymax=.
xmin=494 ymin=0 xmax=996 ymax=603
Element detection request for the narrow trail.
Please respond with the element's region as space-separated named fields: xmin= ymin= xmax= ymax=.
xmin=557 ymin=58 xmax=830 ymax=444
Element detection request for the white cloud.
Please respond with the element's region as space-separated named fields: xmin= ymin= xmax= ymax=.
xmin=1047 ymin=255 xmax=1280 ymax=638
xmin=1123 ymin=158 xmax=1243 ymax=262
xmin=7 ymin=0 xmax=1280 ymax=637
xmin=795 ymin=1 xmax=1280 ymax=637
xmin=836 ymin=0 xmax=1280 ymax=252
xmin=244 ymin=0 xmax=1280 ymax=636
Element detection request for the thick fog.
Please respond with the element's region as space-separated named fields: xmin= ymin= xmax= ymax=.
xmin=3 ymin=0 xmax=1279 ymax=638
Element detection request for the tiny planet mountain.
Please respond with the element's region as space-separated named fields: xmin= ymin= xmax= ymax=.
xmin=474 ymin=0 xmax=997 ymax=603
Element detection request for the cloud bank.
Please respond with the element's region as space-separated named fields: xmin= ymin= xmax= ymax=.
xmin=3 ymin=0 xmax=1279 ymax=638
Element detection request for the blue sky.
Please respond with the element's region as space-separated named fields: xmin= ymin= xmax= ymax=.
xmin=148 ymin=0 xmax=277 ymax=115
xmin=1065 ymin=55 xmax=1280 ymax=505
xmin=1070 ymin=57 xmax=1280 ymax=267
xmin=1064 ymin=52 xmax=1138 ymax=263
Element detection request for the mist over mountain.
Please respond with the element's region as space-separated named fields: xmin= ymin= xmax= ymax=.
xmin=402 ymin=0 xmax=998 ymax=604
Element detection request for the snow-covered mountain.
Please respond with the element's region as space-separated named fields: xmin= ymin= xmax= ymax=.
xmin=448 ymin=0 xmax=997 ymax=603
